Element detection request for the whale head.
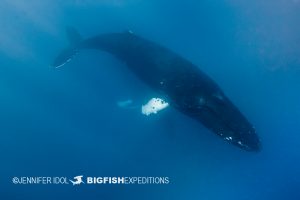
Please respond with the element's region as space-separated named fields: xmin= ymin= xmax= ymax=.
xmin=196 ymin=92 xmax=261 ymax=152
xmin=176 ymin=90 xmax=261 ymax=152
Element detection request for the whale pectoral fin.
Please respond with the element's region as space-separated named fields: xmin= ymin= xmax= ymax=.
xmin=117 ymin=97 xmax=170 ymax=116
xmin=117 ymin=99 xmax=139 ymax=109
xmin=141 ymin=97 xmax=169 ymax=116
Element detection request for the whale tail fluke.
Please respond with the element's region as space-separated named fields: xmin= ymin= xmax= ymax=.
xmin=52 ymin=27 xmax=82 ymax=68
xmin=66 ymin=26 xmax=82 ymax=46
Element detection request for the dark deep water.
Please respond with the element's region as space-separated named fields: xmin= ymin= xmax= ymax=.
xmin=1 ymin=0 xmax=300 ymax=199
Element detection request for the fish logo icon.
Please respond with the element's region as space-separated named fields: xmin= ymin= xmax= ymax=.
xmin=69 ymin=175 xmax=84 ymax=185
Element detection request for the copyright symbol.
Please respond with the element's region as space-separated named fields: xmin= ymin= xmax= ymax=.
xmin=12 ymin=177 xmax=19 ymax=184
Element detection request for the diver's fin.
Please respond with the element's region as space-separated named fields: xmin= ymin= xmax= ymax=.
xmin=52 ymin=27 xmax=82 ymax=68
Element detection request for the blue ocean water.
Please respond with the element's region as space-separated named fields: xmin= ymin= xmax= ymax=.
xmin=0 ymin=0 xmax=300 ymax=199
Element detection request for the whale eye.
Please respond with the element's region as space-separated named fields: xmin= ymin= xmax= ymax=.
xmin=198 ymin=96 xmax=206 ymax=106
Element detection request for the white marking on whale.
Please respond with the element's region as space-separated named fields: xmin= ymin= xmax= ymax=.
xmin=141 ymin=98 xmax=169 ymax=116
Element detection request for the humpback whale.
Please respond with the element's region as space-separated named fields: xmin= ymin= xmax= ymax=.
xmin=53 ymin=28 xmax=261 ymax=152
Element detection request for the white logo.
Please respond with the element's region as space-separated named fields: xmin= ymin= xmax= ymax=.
xmin=69 ymin=175 xmax=85 ymax=185
xmin=12 ymin=175 xmax=170 ymax=185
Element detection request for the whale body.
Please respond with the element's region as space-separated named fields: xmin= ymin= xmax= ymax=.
xmin=53 ymin=28 xmax=261 ymax=151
